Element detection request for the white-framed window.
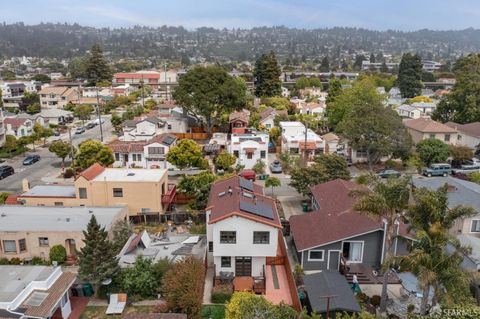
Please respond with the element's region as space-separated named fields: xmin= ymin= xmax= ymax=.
xmin=471 ymin=220 xmax=480 ymax=233
xmin=342 ymin=241 xmax=364 ymax=263
xmin=308 ymin=249 xmax=325 ymax=261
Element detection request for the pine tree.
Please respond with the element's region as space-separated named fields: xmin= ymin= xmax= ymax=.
xmin=78 ymin=215 xmax=118 ymax=295
xmin=319 ymin=56 xmax=330 ymax=72
xmin=85 ymin=44 xmax=112 ymax=86
xmin=398 ymin=53 xmax=423 ymax=98
xmin=369 ymin=53 xmax=376 ymax=63
xmin=253 ymin=51 xmax=281 ymax=97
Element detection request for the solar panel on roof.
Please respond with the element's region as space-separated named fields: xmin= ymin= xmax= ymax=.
xmin=239 ymin=178 xmax=254 ymax=191
xmin=163 ymin=136 xmax=176 ymax=145
xmin=239 ymin=200 xmax=274 ymax=220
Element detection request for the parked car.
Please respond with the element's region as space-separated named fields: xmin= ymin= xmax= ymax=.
xmin=75 ymin=126 xmax=86 ymax=134
xmin=239 ymin=169 xmax=256 ymax=181
xmin=0 ymin=165 xmax=14 ymax=179
xmin=270 ymin=160 xmax=283 ymax=173
xmin=452 ymin=164 xmax=480 ymax=175
xmin=93 ymin=118 xmax=105 ymax=125
xmin=23 ymin=154 xmax=40 ymax=165
xmin=422 ymin=163 xmax=452 ymax=177
xmin=377 ymin=169 xmax=401 ymax=178
xmin=85 ymin=122 xmax=96 ymax=129
xmin=53 ymin=130 xmax=61 ymax=136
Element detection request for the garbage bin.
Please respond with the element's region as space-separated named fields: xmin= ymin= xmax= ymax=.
xmin=82 ymin=283 xmax=94 ymax=297
xmin=302 ymin=202 xmax=309 ymax=212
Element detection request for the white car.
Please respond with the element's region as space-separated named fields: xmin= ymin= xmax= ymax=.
xmin=93 ymin=118 xmax=105 ymax=125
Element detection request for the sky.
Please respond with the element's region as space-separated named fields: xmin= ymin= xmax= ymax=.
xmin=2 ymin=0 xmax=480 ymax=31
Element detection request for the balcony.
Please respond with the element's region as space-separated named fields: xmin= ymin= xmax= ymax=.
xmin=161 ymin=183 xmax=176 ymax=210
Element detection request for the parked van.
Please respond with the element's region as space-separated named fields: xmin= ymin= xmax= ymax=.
xmin=422 ymin=163 xmax=452 ymax=177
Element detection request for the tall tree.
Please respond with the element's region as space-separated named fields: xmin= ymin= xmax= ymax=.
xmin=76 ymin=139 xmax=114 ymax=169
xmin=369 ymin=53 xmax=376 ymax=63
xmin=336 ymin=79 xmax=412 ymax=170
xmin=0 ymin=88 xmax=3 ymax=108
xmin=352 ymin=176 xmax=411 ymax=314
xmin=253 ymin=51 xmax=282 ymax=97
xmin=398 ymin=53 xmax=423 ymax=98
xmin=319 ymin=56 xmax=330 ymax=72
xmin=173 ymin=66 xmax=246 ymax=133
xmin=49 ymin=140 xmax=75 ymax=168
xmin=432 ymin=54 xmax=480 ymax=123
xmin=397 ymin=185 xmax=476 ymax=315
xmin=325 ymin=78 xmax=342 ymax=106
xmin=416 ymin=138 xmax=450 ymax=166
xmin=85 ymin=44 xmax=112 ymax=86
xmin=166 ymin=139 xmax=208 ymax=170
xmin=78 ymin=215 xmax=118 ymax=296
xmin=74 ymin=104 xmax=94 ymax=124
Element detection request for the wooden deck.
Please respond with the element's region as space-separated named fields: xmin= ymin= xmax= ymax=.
xmin=345 ymin=263 xmax=401 ymax=285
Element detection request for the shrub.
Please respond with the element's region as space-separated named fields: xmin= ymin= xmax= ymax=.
xmin=9 ymin=257 xmax=22 ymax=265
xmin=0 ymin=192 xmax=10 ymax=204
xmin=370 ymin=295 xmax=381 ymax=307
xmin=64 ymin=168 xmax=74 ymax=178
xmin=152 ymin=303 xmax=170 ymax=313
xmin=384 ymin=159 xmax=403 ymax=170
xmin=161 ymin=256 xmax=205 ymax=319
xmin=211 ymin=284 xmax=233 ymax=304
xmin=354 ymin=174 xmax=370 ymax=185
xmin=49 ymin=245 xmax=67 ymax=264
xmin=31 ymin=256 xmax=47 ymax=265
xmin=0 ymin=257 xmax=9 ymax=265
xmin=189 ymin=223 xmax=206 ymax=234
xmin=469 ymin=172 xmax=480 ymax=184
xmin=407 ymin=304 xmax=415 ymax=313
xmin=252 ymin=159 xmax=266 ymax=174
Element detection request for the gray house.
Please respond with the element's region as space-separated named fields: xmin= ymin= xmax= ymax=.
xmin=290 ymin=179 xmax=413 ymax=273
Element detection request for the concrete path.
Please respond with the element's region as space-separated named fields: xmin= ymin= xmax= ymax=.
xmin=203 ymin=266 xmax=214 ymax=304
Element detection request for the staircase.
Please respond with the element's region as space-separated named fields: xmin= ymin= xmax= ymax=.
xmin=345 ymin=272 xmax=372 ymax=284
xmin=65 ymin=255 xmax=78 ymax=266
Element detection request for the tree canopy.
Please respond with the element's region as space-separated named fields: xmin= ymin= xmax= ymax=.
xmin=177 ymin=171 xmax=217 ymax=210
xmin=85 ymin=44 xmax=112 ymax=86
xmin=398 ymin=53 xmax=423 ymax=98
xmin=166 ymin=139 xmax=208 ymax=170
xmin=76 ymin=139 xmax=114 ymax=169
xmin=416 ymin=138 xmax=450 ymax=166
xmin=432 ymin=54 xmax=480 ymax=123
xmin=253 ymin=51 xmax=282 ymax=97
xmin=48 ymin=140 xmax=74 ymax=167
xmin=173 ymin=66 xmax=246 ymax=133
xmin=214 ymin=151 xmax=237 ymax=171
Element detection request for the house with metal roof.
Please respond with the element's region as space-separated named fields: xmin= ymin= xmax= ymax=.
xmin=0 ymin=266 xmax=76 ymax=319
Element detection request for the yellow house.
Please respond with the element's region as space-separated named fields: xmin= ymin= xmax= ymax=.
xmin=0 ymin=205 xmax=127 ymax=260
xmin=17 ymin=164 xmax=176 ymax=220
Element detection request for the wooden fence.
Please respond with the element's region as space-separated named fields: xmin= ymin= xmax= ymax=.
xmin=277 ymin=231 xmax=302 ymax=312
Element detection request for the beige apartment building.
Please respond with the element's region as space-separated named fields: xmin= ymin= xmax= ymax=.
xmin=0 ymin=205 xmax=127 ymax=260
xmin=39 ymin=86 xmax=78 ymax=109
xmin=16 ymin=164 xmax=176 ymax=219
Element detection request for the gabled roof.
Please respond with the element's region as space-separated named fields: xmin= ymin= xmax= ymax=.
xmin=322 ymin=132 xmax=339 ymax=142
xmin=147 ymin=133 xmax=177 ymax=146
xmin=78 ymin=163 xmax=105 ymax=181
xmin=403 ymin=118 xmax=457 ymax=133
xmin=290 ymin=179 xmax=383 ymax=251
xmin=229 ymin=111 xmax=249 ymax=123
xmin=4 ymin=118 xmax=28 ymax=129
xmin=107 ymin=134 xmax=177 ymax=153
xmin=445 ymin=121 xmax=480 ymax=138
xmin=259 ymin=107 xmax=288 ymax=122
xmin=207 ymin=176 xmax=282 ymax=229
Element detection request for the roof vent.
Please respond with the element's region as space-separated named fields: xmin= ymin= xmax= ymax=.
xmin=88 ymin=210 xmax=93 ymax=214
xmin=66 ymin=218 xmax=70 ymax=222
xmin=127 ymin=172 xmax=135 ymax=176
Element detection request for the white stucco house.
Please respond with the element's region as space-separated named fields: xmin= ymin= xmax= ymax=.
xmin=120 ymin=116 xmax=187 ymax=141
xmin=228 ymin=131 xmax=269 ymax=169
xmin=279 ymin=121 xmax=323 ymax=159
xmin=206 ymin=176 xmax=282 ymax=279
xmin=396 ymin=104 xmax=422 ymax=119
xmin=108 ymin=133 xmax=177 ymax=169
xmin=4 ymin=117 xmax=34 ymax=138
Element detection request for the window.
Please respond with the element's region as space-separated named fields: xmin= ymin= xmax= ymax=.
xmin=141 ymin=208 xmax=151 ymax=214
xmin=444 ymin=134 xmax=450 ymax=142
xmin=471 ymin=220 xmax=480 ymax=233
xmin=113 ymin=188 xmax=123 ymax=197
xmin=266 ymin=124 xmax=271 ymax=129
xmin=115 ymin=153 xmax=120 ymax=161
xmin=54 ymin=202 xmax=63 ymax=206
xmin=19 ymin=239 xmax=27 ymax=252
xmin=247 ymin=152 xmax=253 ymax=159
xmin=342 ymin=241 xmax=364 ymax=263
xmin=458 ymin=134 xmax=462 ymax=141
xmin=148 ymin=147 xmax=164 ymax=155
xmin=220 ymin=231 xmax=236 ymax=244
xmin=208 ymin=241 xmax=213 ymax=252
xmin=3 ymin=240 xmax=16 ymax=253
xmin=167 ymin=124 xmax=172 ymax=130
xmin=253 ymin=231 xmax=270 ymax=244
xmin=308 ymin=250 xmax=324 ymax=261
xmin=290 ymin=148 xmax=299 ymax=154
xmin=79 ymin=188 xmax=87 ymax=199
xmin=429 ymin=134 xmax=435 ymax=139
xmin=260 ymin=151 xmax=266 ymax=159
xmin=233 ymin=150 xmax=239 ymax=158
xmin=221 ymin=257 xmax=231 ymax=268
xmin=137 ymin=154 xmax=142 ymax=161
xmin=39 ymin=237 xmax=49 ymax=247
xmin=132 ymin=153 xmax=142 ymax=161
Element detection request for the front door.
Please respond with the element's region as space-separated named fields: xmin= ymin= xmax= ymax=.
xmin=235 ymin=257 xmax=252 ymax=276
xmin=328 ymin=251 xmax=340 ymax=270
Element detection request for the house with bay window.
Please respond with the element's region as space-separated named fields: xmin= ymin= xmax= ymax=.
xmin=109 ymin=133 xmax=177 ymax=169
xmin=228 ymin=130 xmax=269 ymax=169
xmin=290 ymin=179 xmax=414 ymax=275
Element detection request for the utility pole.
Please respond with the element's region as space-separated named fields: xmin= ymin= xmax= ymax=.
xmin=164 ymin=63 xmax=168 ymax=100
xmin=319 ymin=295 xmax=338 ymax=319
xmin=303 ymin=119 xmax=308 ymax=166
xmin=68 ymin=127 xmax=76 ymax=178
xmin=141 ymin=75 xmax=145 ymax=109
xmin=96 ymin=87 xmax=104 ymax=142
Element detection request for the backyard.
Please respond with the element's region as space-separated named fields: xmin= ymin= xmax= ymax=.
xmin=80 ymin=306 xmax=153 ymax=319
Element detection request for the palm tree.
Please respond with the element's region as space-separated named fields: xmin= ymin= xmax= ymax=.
xmin=351 ymin=175 xmax=411 ymax=314
xmin=395 ymin=185 xmax=476 ymax=315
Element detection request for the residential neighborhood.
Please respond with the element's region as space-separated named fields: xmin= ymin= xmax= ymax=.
xmin=1 ymin=2 xmax=480 ymax=319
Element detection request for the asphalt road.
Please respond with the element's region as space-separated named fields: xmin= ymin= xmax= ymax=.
xmin=0 ymin=117 xmax=114 ymax=193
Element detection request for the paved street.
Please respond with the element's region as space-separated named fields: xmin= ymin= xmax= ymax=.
xmin=0 ymin=116 xmax=114 ymax=193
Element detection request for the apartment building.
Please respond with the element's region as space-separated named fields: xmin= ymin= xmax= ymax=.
xmin=39 ymin=86 xmax=78 ymax=109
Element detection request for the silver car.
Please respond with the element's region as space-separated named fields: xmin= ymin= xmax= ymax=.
xmin=270 ymin=160 xmax=283 ymax=173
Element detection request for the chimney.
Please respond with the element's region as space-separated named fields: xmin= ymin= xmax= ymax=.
xmin=22 ymin=178 xmax=30 ymax=192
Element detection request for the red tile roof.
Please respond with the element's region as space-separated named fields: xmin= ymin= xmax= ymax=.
xmin=114 ymin=72 xmax=160 ymax=80
xmin=4 ymin=195 xmax=18 ymax=205
xmin=107 ymin=134 xmax=177 ymax=153
xmin=290 ymin=179 xmax=383 ymax=251
xmin=4 ymin=118 xmax=28 ymax=129
xmin=207 ymin=176 xmax=282 ymax=229
xmin=78 ymin=163 xmax=105 ymax=181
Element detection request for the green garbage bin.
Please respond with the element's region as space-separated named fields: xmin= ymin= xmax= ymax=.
xmin=302 ymin=202 xmax=309 ymax=212
xmin=82 ymin=283 xmax=94 ymax=297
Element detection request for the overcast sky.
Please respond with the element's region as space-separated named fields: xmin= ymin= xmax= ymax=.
xmin=2 ymin=0 xmax=480 ymax=31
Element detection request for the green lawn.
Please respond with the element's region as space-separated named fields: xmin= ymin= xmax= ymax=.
xmin=202 ymin=304 xmax=225 ymax=319
xmin=79 ymin=306 xmax=153 ymax=319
